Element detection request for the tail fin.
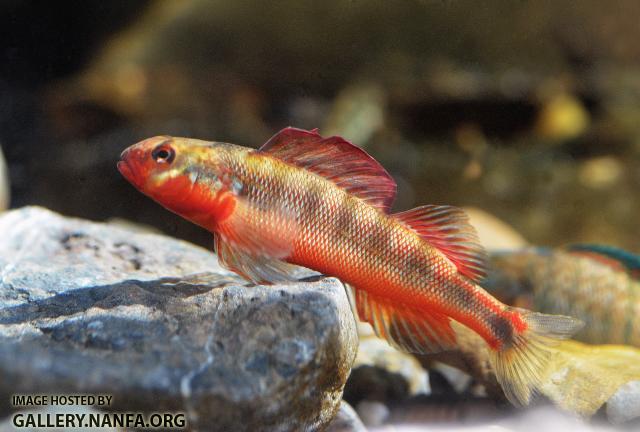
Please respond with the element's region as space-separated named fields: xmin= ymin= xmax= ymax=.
xmin=490 ymin=308 xmax=584 ymax=406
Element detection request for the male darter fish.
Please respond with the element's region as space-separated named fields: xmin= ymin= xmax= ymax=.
xmin=118 ymin=127 xmax=582 ymax=406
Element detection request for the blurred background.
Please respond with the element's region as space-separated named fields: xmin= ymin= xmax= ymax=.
xmin=1 ymin=0 xmax=639 ymax=251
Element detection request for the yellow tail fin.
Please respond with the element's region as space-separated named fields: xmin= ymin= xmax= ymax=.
xmin=490 ymin=308 xmax=584 ymax=406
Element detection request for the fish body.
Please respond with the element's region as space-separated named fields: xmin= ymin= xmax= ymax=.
xmin=486 ymin=246 xmax=640 ymax=347
xmin=118 ymin=127 xmax=581 ymax=405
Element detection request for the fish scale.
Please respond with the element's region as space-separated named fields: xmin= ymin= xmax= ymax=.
xmin=118 ymin=127 xmax=583 ymax=406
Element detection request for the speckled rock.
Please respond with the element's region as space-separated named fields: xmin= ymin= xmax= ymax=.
xmin=344 ymin=322 xmax=429 ymax=406
xmin=463 ymin=207 xmax=528 ymax=251
xmin=0 ymin=207 xmax=358 ymax=431
xmin=356 ymin=400 xmax=389 ymax=428
xmin=0 ymin=406 xmax=119 ymax=432
xmin=606 ymin=380 xmax=640 ymax=424
xmin=325 ymin=401 xmax=367 ymax=432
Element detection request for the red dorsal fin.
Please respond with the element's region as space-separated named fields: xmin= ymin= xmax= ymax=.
xmin=259 ymin=127 xmax=397 ymax=212
xmin=353 ymin=287 xmax=457 ymax=354
xmin=394 ymin=205 xmax=488 ymax=283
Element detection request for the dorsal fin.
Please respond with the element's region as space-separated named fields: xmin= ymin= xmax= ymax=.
xmin=259 ymin=127 xmax=397 ymax=212
xmin=353 ymin=286 xmax=457 ymax=354
xmin=393 ymin=205 xmax=488 ymax=283
xmin=566 ymin=244 xmax=640 ymax=280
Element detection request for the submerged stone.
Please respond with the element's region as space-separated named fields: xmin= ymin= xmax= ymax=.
xmin=0 ymin=207 xmax=358 ymax=431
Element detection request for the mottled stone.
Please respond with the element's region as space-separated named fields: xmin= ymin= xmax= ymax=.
xmin=606 ymin=380 xmax=640 ymax=424
xmin=431 ymin=363 xmax=472 ymax=394
xmin=0 ymin=207 xmax=358 ymax=431
xmin=356 ymin=400 xmax=389 ymax=428
xmin=463 ymin=207 xmax=528 ymax=251
xmin=344 ymin=323 xmax=429 ymax=406
xmin=0 ymin=406 xmax=119 ymax=432
xmin=325 ymin=401 xmax=367 ymax=432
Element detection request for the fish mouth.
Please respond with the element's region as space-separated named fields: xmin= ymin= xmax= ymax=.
xmin=117 ymin=156 xmax=142 ymax=189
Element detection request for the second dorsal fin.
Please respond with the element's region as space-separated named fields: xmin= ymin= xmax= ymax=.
xmin=259 ymin=127 xmax=397 ymax=212
xmin=393 ymin=205 xmax=488 ymax=283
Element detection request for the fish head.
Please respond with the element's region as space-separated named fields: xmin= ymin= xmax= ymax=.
xmin=118 ymin=136 xmax=169 ymax=189
xmin=118 ymin=136 xmax=241 ymax=230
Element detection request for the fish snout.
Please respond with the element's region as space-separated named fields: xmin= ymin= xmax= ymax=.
xmin=118 ymin=136 xmax=173 ymax=189
xmin=118 ymin=146 xmax=144 ymax=188
xmin=119 ymin=146 xmax=131 ymax=160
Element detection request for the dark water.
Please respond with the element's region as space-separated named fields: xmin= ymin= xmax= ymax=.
xmin=1 ymin=1 xmax=638 ymax=252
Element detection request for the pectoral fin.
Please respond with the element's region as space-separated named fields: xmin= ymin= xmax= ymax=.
xmin=214 ymin=235 xmax=299 ymax=284
xmin=213 ymin=197 xmax=301 ymax=284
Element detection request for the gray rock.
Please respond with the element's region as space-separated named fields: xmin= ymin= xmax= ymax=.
xmin=0 ymin=207 xmax=358 ymax=431
xmin=325 ymin=401 xmax=367 ymax=432
xmin=0 ymin=406 xmax=121 ymax=432
xmin=344 ymin=323 xmax=429 ymax=406
xmin=430 ymin=362 xmax=472 ymax=394
xmin=356 ymin=400 xmax=389 ymax=428
xmin=606 ymin=380 xmax=640 ymax=424
xmin=498 ymin=407 xmax=620 ymax=432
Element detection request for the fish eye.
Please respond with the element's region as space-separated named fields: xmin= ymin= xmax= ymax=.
xmin=151 ymin=144 xmax=175 ymax=164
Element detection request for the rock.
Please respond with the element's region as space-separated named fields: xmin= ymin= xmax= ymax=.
xmin=463 ymin=207 xmax=528 ymax=251
xmin=498 ymin=407 xmax=619 ymax=432
xmin=355 ymin=400 xmax=389 ymax=428
xmin=384 ymin=394 xmax=501 ymax=426
xmin=0 ymin=406 xmax=121 ymax=432
xmin=353 ymin=336 xmax=429 ymax=395
xmin=105 ymin=217 xmax=162 ymax=234
xmin=325 ymin=401 xmax=367 ymax=432
xmin=344 ymin=323 xmax=429 ymax=406
xmin=430 ymin=362 xmax=472 ymax=394
xmin=0 ymin=207 xmax=358 ymax=431
xmin=606 ymin=380 xmax=640 ymax=424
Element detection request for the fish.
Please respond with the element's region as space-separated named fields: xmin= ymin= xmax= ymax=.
xmin=118 ymin=127 xmax=582 ymax=406
xmin=485 ymin=245 xmax=640 ymax=347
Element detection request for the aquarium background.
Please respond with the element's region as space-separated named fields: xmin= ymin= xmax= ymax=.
xmin=1 ymin=0 xmax=639 ymax=251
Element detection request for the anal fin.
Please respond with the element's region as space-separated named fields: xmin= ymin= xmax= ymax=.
xmin=354 ymin=287 xmax=457 ymax=354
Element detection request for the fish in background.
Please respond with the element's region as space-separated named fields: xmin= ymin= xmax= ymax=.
xmin=118 ymin=127 xmax=582 ymax=406
xmin=485 ymin=245 xmax=640 ymax=347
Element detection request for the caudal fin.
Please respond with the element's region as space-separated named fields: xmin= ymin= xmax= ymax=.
xmin=490 ymin=308 xmax=584 ymax=406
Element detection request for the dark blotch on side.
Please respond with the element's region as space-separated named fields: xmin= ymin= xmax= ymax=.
xmin=487 ymin=315 xmax=514 ymax=346
xmin=299 ymin=181 xmax=326 ymax=218
xmin=335 ymin=202 xmax=353 ymax=233
xmin=404 ymin=252 xmax=424 ymax=280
